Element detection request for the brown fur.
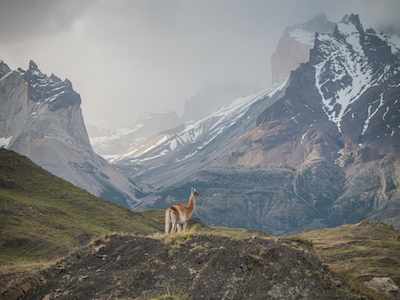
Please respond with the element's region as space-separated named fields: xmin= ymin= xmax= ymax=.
xmin=165 ymin=188 xmax=201 ymax=234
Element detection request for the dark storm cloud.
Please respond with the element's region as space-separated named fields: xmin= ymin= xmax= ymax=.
xmin=0 ymin=0 xmax=91 ymax=41
xmin=0 ymin=0 xmax=399 ymax=128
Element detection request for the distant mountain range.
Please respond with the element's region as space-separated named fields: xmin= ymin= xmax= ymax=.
xmin=87 ymin=110 xmax=180 ymax=159
xmin=87 ymin=84 xmax=260 ymax=161
xmin=111 ymin=81 xmax=287 ymax=189
xmin=1 ymin=14 xmax=399 ymax=235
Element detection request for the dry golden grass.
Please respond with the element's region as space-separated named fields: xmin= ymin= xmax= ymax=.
xmin=299 ymin=220 xmax=400 ymax=279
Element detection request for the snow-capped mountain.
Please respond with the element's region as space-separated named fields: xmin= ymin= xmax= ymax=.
xmin=271 ymin=14 xmax=335 ymax=83
xmin=314 ymin=14 xmax=399 ymax=134
xmin=219 ymin=14 xmax=400 ymax=232
xmin=113 ymin=80 xmax=287 ymax=189
xmin=0 ymin=60 xmax=140 ymax=207
xmin=127 ymin=14 xmax=400 ymax=235
xmin=87 ymin=110 xmax=180 ymax=159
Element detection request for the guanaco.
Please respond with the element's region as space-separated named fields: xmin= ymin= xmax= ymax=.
xmin=165 ymin=188 xmax=201 ymax=234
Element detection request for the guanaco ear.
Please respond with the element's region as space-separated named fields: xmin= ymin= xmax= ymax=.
xmin=191 ymin=188 xmax=194 ymax=193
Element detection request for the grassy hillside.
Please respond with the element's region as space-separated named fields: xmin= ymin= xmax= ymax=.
xmin=299 ymin=220 xmax=400 ymax=286
xmin=0 ymin=148 xmax=162 ymax=284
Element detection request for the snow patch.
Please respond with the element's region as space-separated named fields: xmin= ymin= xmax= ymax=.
xmin=288 ymin=28 xmax=315 ymax=45
xmin=0 ymin=136 xmax=12 ymax=148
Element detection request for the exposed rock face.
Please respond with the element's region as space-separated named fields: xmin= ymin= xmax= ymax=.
xmin=271 ymin=14 xmax=335 ymax=83
xmin=0 ymin=60 xmax=139 ymax=207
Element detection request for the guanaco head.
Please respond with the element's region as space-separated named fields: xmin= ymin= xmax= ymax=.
xmin=191 ymin=188 xmax=202 ymax=198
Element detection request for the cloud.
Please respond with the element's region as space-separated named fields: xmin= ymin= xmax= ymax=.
xmin=0 ymin=0 xmax=91 ymax=40
xmin=0 ymin=0 xmax=399 ymax=128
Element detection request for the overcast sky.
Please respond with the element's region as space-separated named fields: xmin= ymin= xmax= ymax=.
xmin=1 ymin=0 xmax=399 ymax=129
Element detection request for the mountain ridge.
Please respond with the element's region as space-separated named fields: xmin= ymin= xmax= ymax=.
xmin=113 ymin=80 xmax=287 ymax=190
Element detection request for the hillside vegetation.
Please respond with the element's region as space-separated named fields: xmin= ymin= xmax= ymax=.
xmin=0 ymin=148 xmax=161 ymax=287
xmin=299 ymin=220 xmax=400 ymax=285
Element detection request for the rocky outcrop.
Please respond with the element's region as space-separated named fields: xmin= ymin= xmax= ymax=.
xmin=18 ymin=234 xmax=353 ymax=300
xmin=365 ymin=277 xmax=400 ymax=298
xmin=0 ymin=60 xmax=140 ymax=207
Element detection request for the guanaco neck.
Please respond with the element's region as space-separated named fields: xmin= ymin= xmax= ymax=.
xmin=186 ymin=195 xmax=195 ymax=214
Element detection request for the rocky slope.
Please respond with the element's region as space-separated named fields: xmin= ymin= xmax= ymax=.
xmin=14 ymin=233 xmax=354 ymax=300
xmin=123 ymin=15 xmax=400 ymax=235
xmin=0 ymin=61 xmax=139 ymax=207
xmin=87 ymin=110 xmax=180 ymax=159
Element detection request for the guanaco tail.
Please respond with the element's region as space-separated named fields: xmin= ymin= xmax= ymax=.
xmin=165 ymin=188 xmax=202 ymax=234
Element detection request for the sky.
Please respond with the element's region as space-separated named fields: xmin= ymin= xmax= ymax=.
xmin=1 ymin=0 xmax=399 ymax=129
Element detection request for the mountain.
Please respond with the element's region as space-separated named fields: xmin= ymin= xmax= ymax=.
xmin=271 ymin=14 xmax=335 ymax=83
xmin=87 ymin=110 xmax=180 ymax=159
xmin=180 ymin=84 xmax=261 ymax=123
xmin=220 ymin=14 xmax=400 ymax=231
xmin=112 ymin=80 xmax=287 ymax=189
xmin=0 ymin=61 xmax=140 ymax=207
xmin=117 ymin=14 xmax=400 ymax=235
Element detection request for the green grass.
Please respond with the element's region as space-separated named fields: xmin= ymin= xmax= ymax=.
xmin=0 ymin=148 xmax=162 ymax=283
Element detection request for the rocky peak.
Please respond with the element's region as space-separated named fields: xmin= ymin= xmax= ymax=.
xmin=313 ymin=15 xmax=400 ymax=135
xmin=290 ymin=14 xmax=336 ymax=38
xmin=271 ymin=14 xmax=335 ymax=83
xmin=0 ymin=60 xmax=11 ymax=79
xmin=21 ymin=60 xmax=81 ymax=110
xmin=28 ymin=59 xmax=39 ymax=71
xmin=333 ymin=14 xmax=365 ymax=47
